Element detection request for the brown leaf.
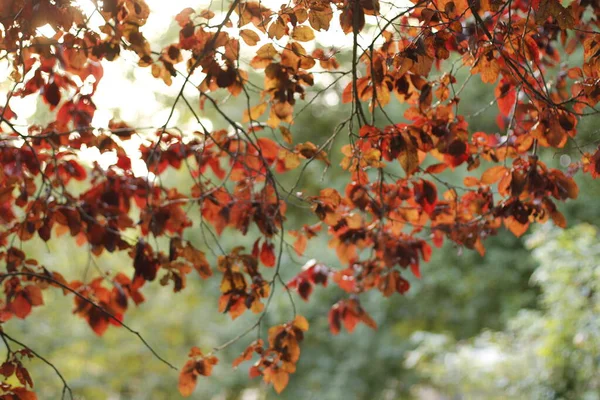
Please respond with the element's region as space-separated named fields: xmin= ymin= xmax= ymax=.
xmin=266 ymin=17 xmax=285 ymax=39
xmin=308 ymin=8 xmax=332 ymax=31
xmin=279 ymin=126 xmax=293 ymax=144
xmin=240 ymin=29 xmax=260 ymax=46
xmin=292 ymin=26 xmax=315 ymax=42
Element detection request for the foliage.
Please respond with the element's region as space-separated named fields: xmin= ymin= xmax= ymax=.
xmin=2 ymin=0 xmax=600 ymax=397
xmin=409 ymin=224 xmax=600 ymax=399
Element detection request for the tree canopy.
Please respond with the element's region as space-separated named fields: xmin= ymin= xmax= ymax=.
xmin=1 ymin=0 xmax=600 ymax=397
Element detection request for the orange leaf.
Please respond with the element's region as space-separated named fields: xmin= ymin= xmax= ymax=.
xmin=341 ymin=82 xmax=353 ymax=104
xmin=292 ymin=234 xmax=307 ymax=256
xmin=504 ymin=217 xmax=529 ymax=237
xmin=359 ymin=310 xmax=378 ymax=331
xmin=257 ymin=137 xmax=279 ymax=161
xmin=272 ymin=369 xmax=289 ymax=393
xmin=551 ymin=209 xmax=567 ymax=228
xmin=425 ymin=163 xmax=447 ymax=174
xmin=481 ymin=166 xmax=507 ymax=184
xmin=342 ymin=309 xmax=360 ymax=332
xmin=178 ymin=360 xmax=198 ymax=397
xmin=463 ymin=176 xmax=480 ymax=187
xmin=260 ymin=241 xmax=276 ymax=267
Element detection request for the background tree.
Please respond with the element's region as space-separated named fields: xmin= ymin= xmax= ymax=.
xmin=411 ymin=224 xmax=600 ymax=400
xmin=1 ymin=0 xmax=600 ymax=398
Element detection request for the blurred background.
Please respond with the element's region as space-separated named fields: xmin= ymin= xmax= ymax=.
xmin=3 ymin=0 xmax=600 ymax=399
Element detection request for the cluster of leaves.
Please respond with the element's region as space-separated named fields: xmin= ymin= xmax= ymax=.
xmin=1 ymin=0 xmax=600 ymax=396
xmin=0 ymin=347 xmax=36 ymax=400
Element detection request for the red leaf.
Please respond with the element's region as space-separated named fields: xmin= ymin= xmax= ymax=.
xmin=43 ymin=82 xmax=61 ymax=109
xmin=410 ymin=262 xmax=421 ymax=278
xmin=260 ymin=241 xmax=276 ymax=267
xmin=90 ymin=313 xmax=110 ymax=336
xmin=495 ymin=79 xmax=516 ymax=117
xmin=11 ymin=294 xmax=32 ymax=319
xmin=249 ymin=365 xmax=261 ymax=378
xmin=24 ymin=285 xmax=44 ymax=306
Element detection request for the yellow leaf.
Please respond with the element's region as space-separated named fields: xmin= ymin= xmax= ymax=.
xmin=256 ymin=43 xmax=278 ymax=59
xmin=292 ymin=26 xmax=315 ymax=42
xmin=268 ymin=18 xmax=287 ymax=39
xmin=292 ymin=315 xmax=309 ymax=331
xmin=242 ymin=102 xmax=268 ymax=123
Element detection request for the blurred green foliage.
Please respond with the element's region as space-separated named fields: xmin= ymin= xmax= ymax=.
xmin=410 ymin=224 xmax=600 ymax=400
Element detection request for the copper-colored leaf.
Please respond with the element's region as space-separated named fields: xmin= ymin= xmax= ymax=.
xmin=178 ymin=360 xmax=198 ymax=397
xmin=272 ymin=369 xmax=289 ymax=393
xmin=240 ymin=29 xmax=260 ymax=46
xmin=292 ymin=26 xmax=315 ymax=42
xmin=481 ymin=166 xmax=507 ymax=184
xmin=259 ymin=241 xmax=276 ymax=267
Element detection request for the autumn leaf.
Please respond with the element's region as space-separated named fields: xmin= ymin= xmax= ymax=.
xmin=504 ymin=217 xmax=530 ymax=237
xmin=308 ymin=8 xmax=332 ymax=31
xmin=481 ymin=166 xmax=508 ymax=184
xmin=42 ymin=82 xmax=61 ymax=109
xmin=242 ymin=102 xmax=268 ymax=123
xmin=398 ymin=146 xmax=420 ymax=176
xmin=495 ymin=79 xmax=516 ymax=117
xmin=178 ymin=350 xmax=219 ymax=397
xmin=11 ymin=388 xmax=38 ymax=400
xmin=1 ymin=0 xmax=598 ymax=395
xmin=178 ymin=360 xmax=198 ymax=397
xmin=535 ymin=0 xmax=575 ymax=29
xmin=272 ymin=369 xmax=289 ymax=393
xmin=259 ymin=241 xmax=276 ymax=267
xmin=240 ymin=29 xmax=260 ymax=45
xmin=292 ymin=26 xmax=315 ymax=42
xmin=292 ymin=315 xmax=309 ymax=331
xmin=279 ymin=126 xmax=293 ymax=144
